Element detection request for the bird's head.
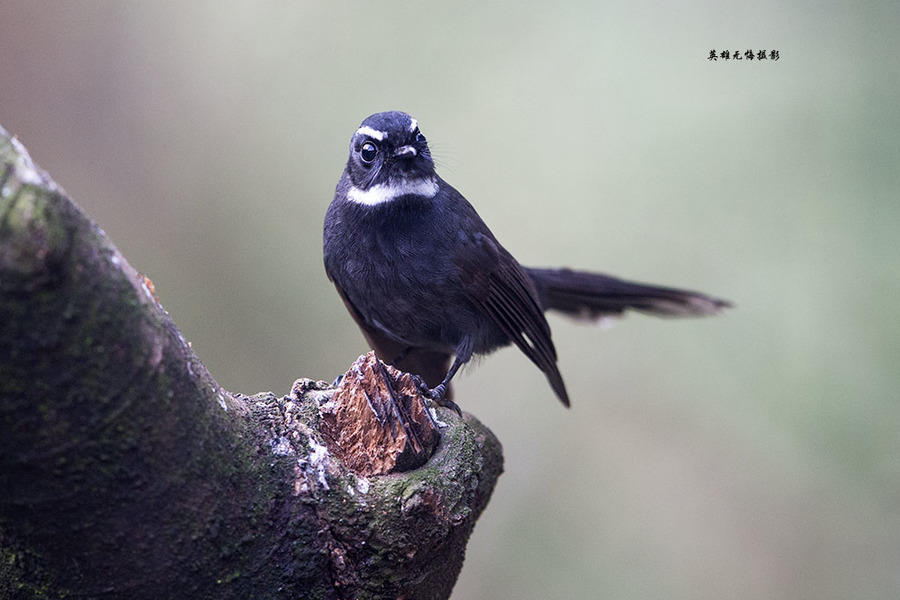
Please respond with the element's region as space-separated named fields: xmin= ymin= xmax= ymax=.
xmin=344 ymin=111 xmax=437 ymax=206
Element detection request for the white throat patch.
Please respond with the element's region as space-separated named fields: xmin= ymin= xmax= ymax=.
xmin=347 ymin=178 xmax=438 ymax=206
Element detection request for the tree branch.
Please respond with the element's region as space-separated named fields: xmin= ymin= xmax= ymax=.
xmin=0 ymin=125 xmax=503 ymax=600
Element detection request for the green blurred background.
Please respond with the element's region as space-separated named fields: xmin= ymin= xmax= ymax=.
xmin=2 ymin=1 xmax=898 ymax=598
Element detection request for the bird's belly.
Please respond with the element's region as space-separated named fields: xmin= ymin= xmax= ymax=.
xmin=338 ymin=254 xmax=504 ymax=354
xmin=353 ymin=266 xmax=463 ymax=346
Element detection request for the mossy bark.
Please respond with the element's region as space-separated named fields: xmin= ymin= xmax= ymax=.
xmin=0 ymin=125 xmax=503 ymax=600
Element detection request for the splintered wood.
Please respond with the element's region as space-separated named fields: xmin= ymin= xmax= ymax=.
xmin=320 ymin=352 xmax=439 ymax=476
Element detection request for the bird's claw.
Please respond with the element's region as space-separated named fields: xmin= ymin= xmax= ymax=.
xmin=411 ymin=376 xmax=462 ymax=417
xmin=437 ymin=397 xmax=463 ymax=418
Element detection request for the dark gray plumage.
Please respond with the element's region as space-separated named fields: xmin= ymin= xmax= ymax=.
xmin=324 ymin=111 xmax=729 ymax=408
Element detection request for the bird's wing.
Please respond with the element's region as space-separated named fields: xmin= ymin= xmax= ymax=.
xmin=454 ymin=231 xmax=570 ymax=406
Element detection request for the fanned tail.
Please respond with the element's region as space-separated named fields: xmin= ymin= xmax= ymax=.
xmin=525 ymin=267 xmax=731 ymax=320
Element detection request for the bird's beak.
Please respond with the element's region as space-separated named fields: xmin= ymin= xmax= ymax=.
xmin=394 ymin=145 xmax=417 ymax=158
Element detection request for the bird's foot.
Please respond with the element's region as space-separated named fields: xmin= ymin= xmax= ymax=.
xmin=411 ymin=376 xmax=462 ymax=417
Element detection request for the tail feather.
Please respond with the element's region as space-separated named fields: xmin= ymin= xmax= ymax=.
xmin=525 ymin=267 xmax=731 ymax=320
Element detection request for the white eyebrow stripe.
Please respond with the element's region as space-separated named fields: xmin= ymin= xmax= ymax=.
xmin=408 ymin=118 xmax=418 ymax=132
xmin=355 ymin=126 xmax=385 ymax=141
xmin=347 ymin=178 xmax=438 ymax=206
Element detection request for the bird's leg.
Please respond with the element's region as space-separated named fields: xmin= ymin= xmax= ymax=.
xmin=386 ymin=345 xmax=464 ymax=415
xmin=413 ymin=355 xmax=466 ymax=417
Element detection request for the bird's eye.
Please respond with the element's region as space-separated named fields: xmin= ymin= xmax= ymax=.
xmin=415 ymin=131 xmax=426 ymax=144
xmin=360 ymin=141 xmax=378 ymax=163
